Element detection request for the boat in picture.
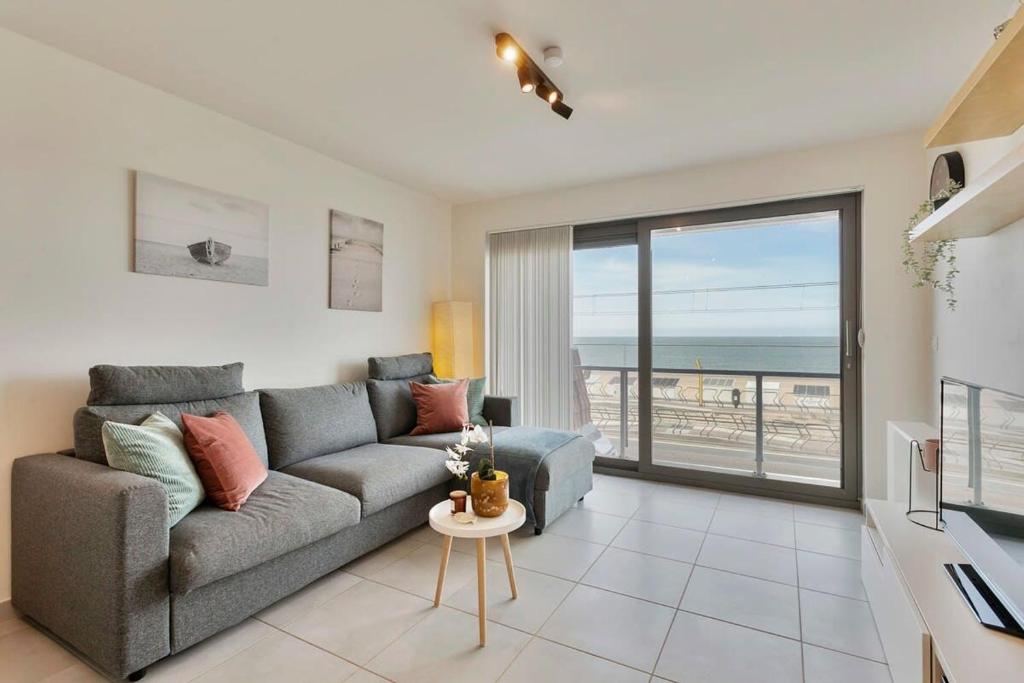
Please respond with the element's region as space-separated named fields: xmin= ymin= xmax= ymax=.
xmin=187 ymin=238 xmax=231 ymax=265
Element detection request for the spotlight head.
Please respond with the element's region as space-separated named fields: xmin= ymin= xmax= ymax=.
xmin=551 ymin=100 xmax=573 ymax=120
xmin=535 ymin=82 xmax=555 ymax=103
xmin=495 ymin=33 xmax=519 ymax=63
xmin=517 ymin=66 xmax=536 ymax=93
xmin=547 ymin=88 xmax=561 ymax=104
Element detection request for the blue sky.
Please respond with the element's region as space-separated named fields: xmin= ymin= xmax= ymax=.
xmin=573 ymin=214 xmax=840 ymax=338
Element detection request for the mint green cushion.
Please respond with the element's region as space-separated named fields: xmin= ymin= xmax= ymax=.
xmin=101 ymin=412 xmax=205 ymax=526
xmin=466 ymin=377 xmax=487 ymax=426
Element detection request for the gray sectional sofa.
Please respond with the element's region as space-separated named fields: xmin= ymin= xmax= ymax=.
xmin=11 ymin=354 xmax=594 ymax=680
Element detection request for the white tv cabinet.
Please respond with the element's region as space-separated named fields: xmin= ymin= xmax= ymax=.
xmin=862 ymin=499 xmax=1024 ymax=682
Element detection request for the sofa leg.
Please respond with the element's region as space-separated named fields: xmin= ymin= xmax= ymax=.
xmin=534 ymin=527 xmax=542 ymax=536
xmin=127 ymin=669 xmax=147 ymax=681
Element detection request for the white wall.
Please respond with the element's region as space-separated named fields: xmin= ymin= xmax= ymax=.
xmin=452 ymin=130 xmax=931 ymax=502
xmin=0 ymin=29 xmax=452 ymax=601
xmin=928 ymin=127 xmax=1024 ymax=400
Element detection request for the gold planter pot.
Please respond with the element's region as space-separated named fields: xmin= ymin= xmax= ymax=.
xmin=470 ymin=471 xmax=509 ymax=517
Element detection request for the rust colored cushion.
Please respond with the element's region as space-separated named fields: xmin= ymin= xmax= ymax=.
xmin=409 ymin=379 xmax=469 ymax=435
xmin=182 ymin=411 xmax=267 ymax=511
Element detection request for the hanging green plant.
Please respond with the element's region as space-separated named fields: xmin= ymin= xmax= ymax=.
xmin=901 ymin=179 xmax=962 ymax=310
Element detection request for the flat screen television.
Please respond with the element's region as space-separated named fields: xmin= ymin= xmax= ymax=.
xmin=940 ymin=377 xmax=1024 ymax=638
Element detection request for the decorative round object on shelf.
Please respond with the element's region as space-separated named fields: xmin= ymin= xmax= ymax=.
xmin=930 ymin=151 xmax=965 ymax=209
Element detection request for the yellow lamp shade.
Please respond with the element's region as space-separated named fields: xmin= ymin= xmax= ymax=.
xmin=432 ymin=301 xmax=474 ymax=379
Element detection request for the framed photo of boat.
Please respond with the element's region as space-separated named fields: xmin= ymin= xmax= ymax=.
xmin=134 ymin=172 xmax=269 ymax=286
xmin=330 ymin=209 xmax=383 ymax=311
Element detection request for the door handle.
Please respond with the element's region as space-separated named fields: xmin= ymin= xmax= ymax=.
xmin=845 ymin=321 xmax=852 ymax=358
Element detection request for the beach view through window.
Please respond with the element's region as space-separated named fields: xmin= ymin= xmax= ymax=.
xmin=573 ymin=212 xmax=843 ymax=486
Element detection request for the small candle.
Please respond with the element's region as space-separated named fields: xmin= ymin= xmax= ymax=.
xmin=449 ymin=490 xmax=467 ymax=514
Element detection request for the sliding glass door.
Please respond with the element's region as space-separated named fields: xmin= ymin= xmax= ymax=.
xmin=572 ymin=224 xmax=639 ymax=466
xmin=573 ymin=194 xmax=860 ymax=502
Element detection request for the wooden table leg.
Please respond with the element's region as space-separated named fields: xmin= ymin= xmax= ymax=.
xmin=434 ymin=535 xmax=453 ymax=607
xmin=476 ymin=537 xmax=487 ymax=646
xmin=500 ymin=533 xmax=518 ymax=599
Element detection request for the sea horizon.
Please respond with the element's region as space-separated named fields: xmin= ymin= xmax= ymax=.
xmin=574 ymin=335 xmax=841 ymax=374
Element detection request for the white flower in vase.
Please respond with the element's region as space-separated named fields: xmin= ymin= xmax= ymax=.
xmin=462 ymin=424 xmax=489 ymax=446
xmin=444 ymin=446 xmax=470 ymax=480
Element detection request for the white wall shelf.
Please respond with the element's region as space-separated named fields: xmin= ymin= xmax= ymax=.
xmin=911 ymin=141 xmax=1024 ymax=242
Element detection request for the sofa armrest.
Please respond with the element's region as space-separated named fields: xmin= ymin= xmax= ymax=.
xmin=12 ymin=454 xmax=171 ymax=678
xmin=482 ymin=395 xmax=520 ymax=427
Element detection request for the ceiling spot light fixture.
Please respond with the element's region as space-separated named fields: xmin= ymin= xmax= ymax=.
xmin=494 ymin=32 xmax=573 ymax=119
xmin=517 ymin=66 xmax=536 ymax=93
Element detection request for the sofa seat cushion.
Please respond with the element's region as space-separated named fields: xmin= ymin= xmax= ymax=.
xmin=281 ymin=443 xmax=449 ymax=517
xmin=386 ymin=426 xmax=594 ymax=491
xmin=169 ymin=471 xmax=359 ymax=595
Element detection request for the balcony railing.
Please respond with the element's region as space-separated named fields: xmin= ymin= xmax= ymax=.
xmin=575 ymin=365 xmax=842 ymax=485
xmin=941 ymin=379 xmax=1024 ymax=513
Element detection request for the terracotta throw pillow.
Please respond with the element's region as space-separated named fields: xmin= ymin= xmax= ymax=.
xmin=181 ymin=411 xmax=267 ymax=511
xmin=409 ymin=379 xmax=469 ymax=435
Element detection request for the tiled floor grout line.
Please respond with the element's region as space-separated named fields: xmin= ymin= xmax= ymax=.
xmin=492 ymin=635 xmax=533 ymax=682
xmin=502 ymin=499 xmax=657 ymax=678
xmin=177 ymin=627 xmax=279 ymax=683
xmin=668 ymin=605 xmax=889 ymax=665
xmin=307 ymin=540 xmax=455 ymax=680
xmin=507 ymin=489 xmax=656 ymax=676
xmin=795 ymin=535 xmax=807 ymax=683
xmin=509 ymin=524 xmax=868 ymax=601
xmin=644 ymin=488 xmax=718 ymax=683
xmin=215 ymin=622 xmax=380 ymax=682
xmin=648 ymin=524 xmax=703 ymax=679
xmin=531 ymin=634 xmax=660 ymax=677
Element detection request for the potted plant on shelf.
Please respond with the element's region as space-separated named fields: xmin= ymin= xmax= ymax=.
xmin=902 ymin=179 xmax=962 ymax=311
xmin=445 ymin=423 xmax=509 ymax=517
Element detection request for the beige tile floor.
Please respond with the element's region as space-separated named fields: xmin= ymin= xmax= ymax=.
xmin=1 ymin=473 xmax=890 ymax=683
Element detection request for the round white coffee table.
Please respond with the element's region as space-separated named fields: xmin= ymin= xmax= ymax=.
xmin=428 ymin=498 xmax=526 ymax=646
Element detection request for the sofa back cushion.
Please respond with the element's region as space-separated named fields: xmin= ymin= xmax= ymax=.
xmin=74 ymin=391 xmax=269 ymax=466
xmin=259 ymin=382 xmax=377 ymax=469
xmin=366 ymin=374 xmax=435 ymax=441
xmin=367 ymin=352 xmax=433 ymax=380
xmin=87 ymin=363 xmax=244 ymax=406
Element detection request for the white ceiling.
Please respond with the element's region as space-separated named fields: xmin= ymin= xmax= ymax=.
xmin=0 ymin=1 xmax=1016 ymax=203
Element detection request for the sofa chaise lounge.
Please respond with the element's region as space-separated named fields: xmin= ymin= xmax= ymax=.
xmin=11 ymin=355 xmax=594 ymax=680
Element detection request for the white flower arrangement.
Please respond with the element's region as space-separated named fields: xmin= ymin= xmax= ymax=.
xmin=444 ymin=424 xmax=490 ymax=480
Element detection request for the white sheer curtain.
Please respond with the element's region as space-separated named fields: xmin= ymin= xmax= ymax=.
xmin=488 ymin=225 xmax=573 ymax=429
